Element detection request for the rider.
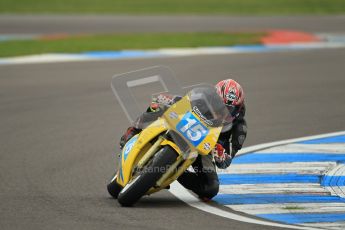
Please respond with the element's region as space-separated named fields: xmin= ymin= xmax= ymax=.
xmin=119 ymin=79 xmax=247 ymax=200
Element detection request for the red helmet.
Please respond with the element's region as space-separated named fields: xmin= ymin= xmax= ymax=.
xmin=215 ymin=79 xmax=245 ymax=116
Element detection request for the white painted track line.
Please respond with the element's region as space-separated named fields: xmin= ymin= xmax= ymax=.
xmin=325 ymin=164 xmax=345 ymax=198
xmin=257 ymin=144 xmax=345 ymax=154
xmin=170 ymin=182 xmax=314 ymax=230
xmin=218 ymin=162 xmax=335 ymax=175
xmin=237 ymin=131 xmax=345 ymax=156
xmin=227 ymin=203 xmax=345 ymax=215
xmin=219 ymin=183 xmax=328 ymax=195
xmin=1 ymin=41 xmax=345 ymax=65
xmin=302 ymin=222 xmax=345 ymax=230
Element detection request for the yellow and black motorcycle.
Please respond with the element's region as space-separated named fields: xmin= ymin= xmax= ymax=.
xmin=107 ymin=70 xmax=229 ymax=206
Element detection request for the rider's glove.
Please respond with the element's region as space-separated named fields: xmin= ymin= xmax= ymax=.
xmin=119 ymin=127 xmax=139 ymax=149
xmin=212 ymin=143 xmax=232 ymax=169
xmin=212 ymin=143 xmax=226 ymax=162
xmin=149 ymin=100 xmax=160 ymax=112
xmin=119 ymin=135 xmax=127 ymax=150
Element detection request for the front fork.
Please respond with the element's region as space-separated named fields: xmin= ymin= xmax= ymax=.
xmin=136 ymin=135 xmax=165 ymax=169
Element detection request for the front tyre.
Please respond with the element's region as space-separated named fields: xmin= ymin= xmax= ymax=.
xmin=107 ymin=174 xmax=123 ymax=199
xmin=117 ymin=146 xmax=177 ymax=207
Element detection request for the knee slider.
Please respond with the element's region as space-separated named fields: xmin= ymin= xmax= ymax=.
xmin=202 ymin=181 xmax=219 ymax=199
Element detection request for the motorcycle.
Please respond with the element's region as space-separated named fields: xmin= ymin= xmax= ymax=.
xmin=107 ymin=67 xmax=230 ymax=206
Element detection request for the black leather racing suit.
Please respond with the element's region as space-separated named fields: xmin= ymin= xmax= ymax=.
xmin=177 ymin=105 xmax=247 ymax=199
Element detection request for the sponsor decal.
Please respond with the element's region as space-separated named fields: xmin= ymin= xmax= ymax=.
xmin=203 ymin=142 xmax=211 ymax=151
xmin=156 ymin=93 xmax=174 ymax=106
xmin=176 ymin=112 xmax=209 ymax=147
xmin=119 ymin=166 xmax=124 ymax=182
xmin=192 ymin=106 xmax=213 ymax=126
xmin=123 ymin=135 xmax=138 ymax=161
xmin=226 ymin=87 xmax=238 ymax=102
xmin=169 ymin=112 xmax=179 ymax=119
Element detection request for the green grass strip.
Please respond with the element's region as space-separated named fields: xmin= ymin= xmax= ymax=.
xmin=0 ymin=32 xmax=264 ymax=58
xmin=0 ymin=0 xmax=344 ymax=15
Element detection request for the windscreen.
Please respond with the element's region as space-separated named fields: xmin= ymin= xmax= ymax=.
xmin=111 ymin=66 xmax=232 ymax=158
xmin=188 ymin=86 xmax=230 ymax=127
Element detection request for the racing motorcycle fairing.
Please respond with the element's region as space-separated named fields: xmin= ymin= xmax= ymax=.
xmin=115 ymin=83 xmax=230 ymax=194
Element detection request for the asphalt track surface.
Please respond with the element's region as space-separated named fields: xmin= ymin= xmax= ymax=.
xmin=1 ymin=15 xmax=345 ymax=34
xmin=1 ymin=47 xmax=345 ymax=230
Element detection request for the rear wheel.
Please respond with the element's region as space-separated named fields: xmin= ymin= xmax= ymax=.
xmin=117 ymin=146 xmax=177 ymax=207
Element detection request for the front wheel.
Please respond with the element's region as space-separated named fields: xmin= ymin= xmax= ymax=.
xmin=117 ymin=146 xmax=177 ymax=207
xmin=107 ymin=174 xmax=122 ymax=199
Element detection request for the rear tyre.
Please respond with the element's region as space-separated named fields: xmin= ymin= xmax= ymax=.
xmin=107 ymin=174 xmax=123 ymax=199
xmin=117 ymin=146 xmax=177 ymax=207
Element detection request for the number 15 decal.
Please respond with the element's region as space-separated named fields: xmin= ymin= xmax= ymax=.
xmin=176 ymin=112 xmax=209 ymax=146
